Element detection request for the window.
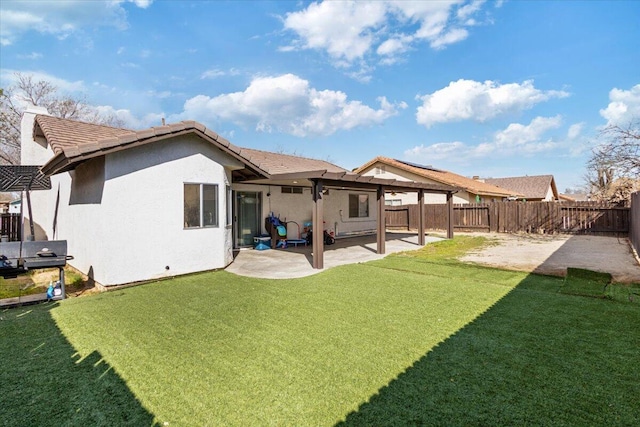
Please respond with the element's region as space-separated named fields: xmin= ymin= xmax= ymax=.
xmin=349 ymin=194 xmax=369 ymax=218
xmin=226 ymin=185 xmax=232 ymax=226
xmin=385 ymin=199 xmax=402 ymax=206
xmin=184 ymin=183 xmax=218 ymax=228
xmin=281 ymin=186 xmax=303 ymax=194
xmin=374 ymin=165 xmax=385 ymax=175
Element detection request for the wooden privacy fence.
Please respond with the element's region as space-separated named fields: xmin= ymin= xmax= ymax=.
xmin=386 ymin=201 xmax=630 ymax=235
xmin=1 ymin=213 xmax=21 ymax=242
xmin=631 ymin=191 xmax=640 ymax=254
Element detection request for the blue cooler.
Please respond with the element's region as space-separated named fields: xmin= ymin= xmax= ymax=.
xmin=254 ymin=236 xmax=271 ymax=250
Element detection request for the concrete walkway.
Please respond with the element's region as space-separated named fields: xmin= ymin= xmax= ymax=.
xmin=225 ymin=232 xmax=443 ymax=279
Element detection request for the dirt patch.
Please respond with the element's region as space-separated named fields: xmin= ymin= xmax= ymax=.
xmin=460 ymin=233 xmax=640 ymax=283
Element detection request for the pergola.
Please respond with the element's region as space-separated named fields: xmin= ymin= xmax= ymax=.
xmin=237 ymin=169 xmax=459 ymax=269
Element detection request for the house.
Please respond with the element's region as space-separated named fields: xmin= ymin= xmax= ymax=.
xmin=559 ymin=193 xmax=591 ymax=202
xmin=0 ymin=194 xmax=10 ymax=213
xmin=354 ymin=157 xmax=519 ymax=205
xmin=20 ymin=108 xmax=456 ymax=287
xmin=8 ymin=199 xmax=21 ymax=214
xmin=483 ymin=175 xmax=559 ymax=202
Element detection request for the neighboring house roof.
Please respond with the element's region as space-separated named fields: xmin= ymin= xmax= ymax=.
xmin=561 ymin=193 xmax=591 ymax=202
xmin=484 ymin=175 xmax=559 ymax=200
xmin=33 ymin=116 xmax=457 ymax=194
xmin=354 ymin=157 xmax=519 ymax=198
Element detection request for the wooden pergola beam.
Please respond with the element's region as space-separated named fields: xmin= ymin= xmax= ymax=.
xmin=418 ymin=189 xmax=425 ymax=246
xmin=377 ymin=185 xmax=386 ymax=254
xmin=447 ymin=191 xmax=454 ymax=239
xmin=312 ymin=179 xmax=324 ymax=269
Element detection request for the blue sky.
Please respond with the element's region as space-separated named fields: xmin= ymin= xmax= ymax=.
xmin=1 ymin=0 xmax=639 ymax=190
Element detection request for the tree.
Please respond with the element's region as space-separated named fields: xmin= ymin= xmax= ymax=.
xmin=586 ymin=120 xmax=640 ymax=204
xmin=0 ymin=73 xmax=125 ymax=165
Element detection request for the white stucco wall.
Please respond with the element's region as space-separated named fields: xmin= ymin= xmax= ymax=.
xmin=233 ymin=183 xmax=378 ymax=238
xmin=361 ymin=164 xmax=471 ymax=204
xmin=22 ymin=114 xmax=242 ymax=286
xmin=543 ymin=186 xmax=554 ymax=201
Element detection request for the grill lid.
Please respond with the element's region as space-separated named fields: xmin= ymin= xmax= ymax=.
xmin=0 ymin=166 xmax=51 ymax=192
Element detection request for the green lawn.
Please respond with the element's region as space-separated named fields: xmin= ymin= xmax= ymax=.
xmin=1 ymin=237 xmax=639 ymax=426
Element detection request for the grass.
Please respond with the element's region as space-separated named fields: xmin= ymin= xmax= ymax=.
xmin=560 ymin=267 xmax=640 ymax=304
xmin=0 ymin=267 xmax=85 ymax=299
xmin=1 ymin=236 xmax=639 ymax=426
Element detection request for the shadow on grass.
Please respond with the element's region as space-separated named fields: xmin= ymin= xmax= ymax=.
xmin=0 ymin=302 xmax=157 ymax=427
xmin=337 ymin=273 xmax=640 ymax=426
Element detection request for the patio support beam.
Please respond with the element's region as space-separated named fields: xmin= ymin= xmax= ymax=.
xmin=446 ymin=191 xmax=454 ymax=239
xmin=312 ymin=179 xmax=324 ymax=269
xmin=377 ymin=185 xmax=386 ymax=254
xmin=418 ymin=189 xmax=425 ymax=246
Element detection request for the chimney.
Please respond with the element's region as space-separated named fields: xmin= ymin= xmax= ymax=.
xmin=21 ymin=106 xmax=51 ymax=166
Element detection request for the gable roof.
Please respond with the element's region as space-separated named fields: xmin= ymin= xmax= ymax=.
xmin=34 ymin=115 xmax=345 ymax=178
xmin=484 ymin=175 xmax=558 ymax=200
xmin=354 ymin=157 xmax=519 ymax=198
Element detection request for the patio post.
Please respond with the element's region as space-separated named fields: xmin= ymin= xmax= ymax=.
xmin=377 ymin=185 xmax=386 ymax=254
xmin=312 ymin=179 xmax=324 ymax=269
xmin=446 ymin=191 xmax=454 ymax=239
xmin=418 ymin=189 xmax=425 ymax=246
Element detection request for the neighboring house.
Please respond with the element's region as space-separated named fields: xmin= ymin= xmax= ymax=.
xmin=355 ymin=157 xmax=519 ymax=204
xmin=20 ymin=108 xmax=455 ymax=287
xmin=559 ymin=193 xmax=591 ymax=202
xmin=8 ymin=199 xmax=21 ymax=214
xmin=483 ymin=175 xmax=559 ymax=201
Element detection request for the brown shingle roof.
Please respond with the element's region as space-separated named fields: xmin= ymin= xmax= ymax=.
xmin=34 ymin=115 xmax=133 ymax=155
xmin=354 ymin=157 xmax=519 ymax=198
xmin=238 ymin=147 xmax=347 ymax=175
xmin=484 ymin=175 xmax=558 ymax=200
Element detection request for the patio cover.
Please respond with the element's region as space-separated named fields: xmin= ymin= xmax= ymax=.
xmin=252 ymin=169 xmax=458 ymax=269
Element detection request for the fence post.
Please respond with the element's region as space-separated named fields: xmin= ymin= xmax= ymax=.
xmin=446 ymin=192 xmax=454 ymax=239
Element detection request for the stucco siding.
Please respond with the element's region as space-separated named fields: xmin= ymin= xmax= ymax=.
xmin=23 ymin=127 xmax=241 ymax=286
xmin=233 ymin=183 xmax=378 ymax=238
xmin=361 ymin=163 xmax=471 ymax=204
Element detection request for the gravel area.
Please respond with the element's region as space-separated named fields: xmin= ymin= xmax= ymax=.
xmin=460 ymin=233 xmax=640 ymax=283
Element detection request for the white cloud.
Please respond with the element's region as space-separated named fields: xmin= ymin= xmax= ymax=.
xmin=404 ymin=115 xmax=563 ymax=163
xmin=0 ymin=69 xmax=86 ymax=93
xmin=0 ymin=0 xmax=153 ymax=45
xmin=416 ymin=79 xmax=570 ymax=127
xmin=282 ymin=1 xmax=388 ymax=63
xmin=282 ymin=1 xmax=490 ymax=78
xmin=567 ymin=122 xmax=584 ymax=140
xmin=489 ymin=115 xmax=562 ymax=152
xmin=429 ymin=27 xmax=469 ymax=50
xmin=599 ymin=84 xmax=640 ymax=125
xmin=200 ymin=68 xmax=241 ymax=79
xmin=17 ymin=52 xmax=43 ymax=60
xmin=93 ymin=105 xmax=163 ymax=129
xmin=178 ymin=74 xmax=406 ymax=137
xmin=405 ymin=141 xmax=466 ymax=160
xmin=457 ymin=0 xmax=486 ymax=20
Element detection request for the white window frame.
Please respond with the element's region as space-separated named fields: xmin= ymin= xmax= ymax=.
xmin=184 ymin=183 xmax=219 ymax=229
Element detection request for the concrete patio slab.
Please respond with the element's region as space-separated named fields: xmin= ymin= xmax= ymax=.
xmin=225 ymin=233 xmax=443 ymax=279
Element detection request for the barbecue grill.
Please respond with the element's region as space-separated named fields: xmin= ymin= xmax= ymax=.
xmin=0 ymin=166 xmax=72 ymax=299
